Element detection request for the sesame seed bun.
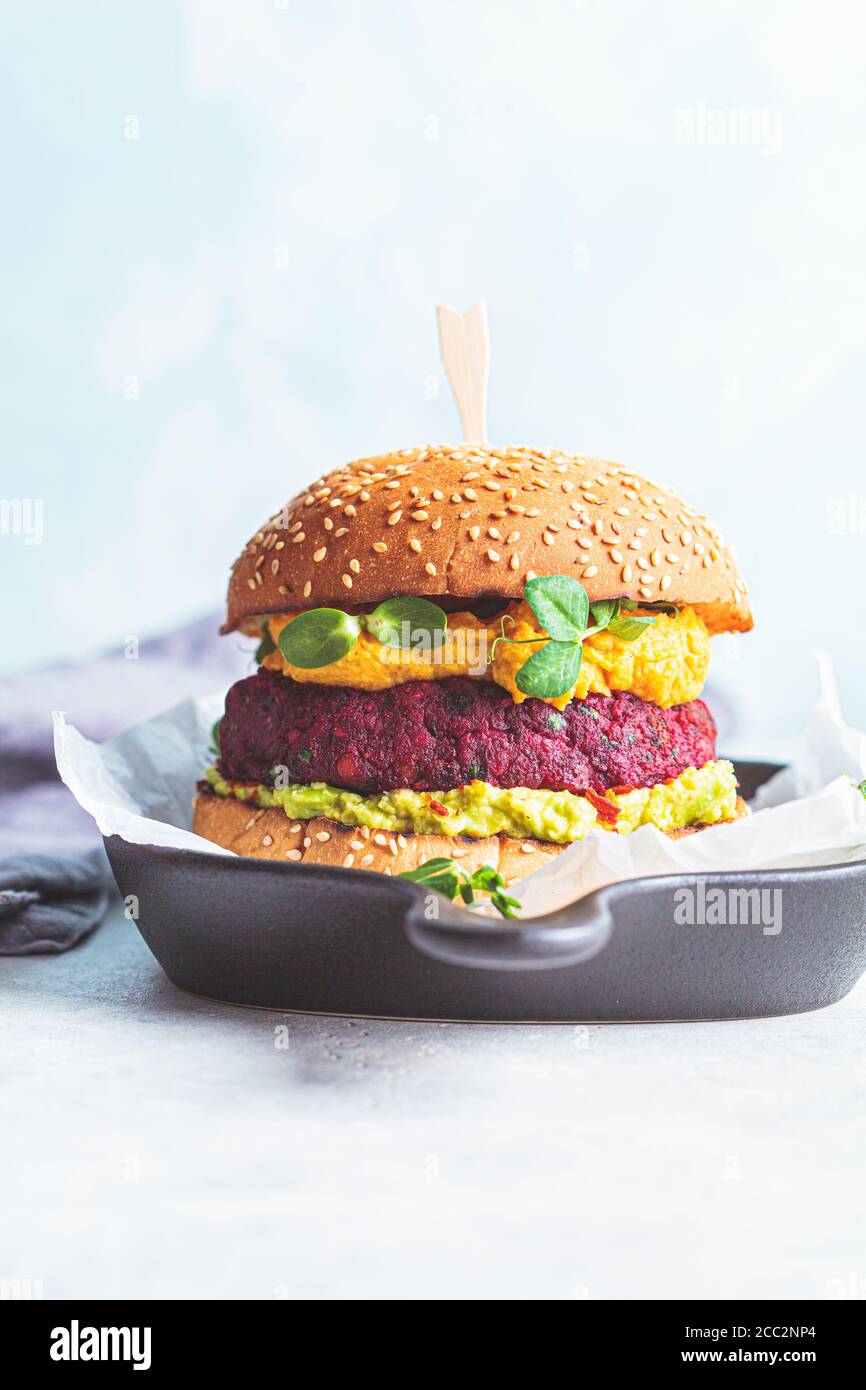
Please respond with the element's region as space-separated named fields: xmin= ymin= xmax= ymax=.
xmin=225 ymin=445 xmax=752 ymax=637
xmin=192 ymin=792 xmax=749 ymax=884
xmin=192 ymin=792 xmax=562 ymax=886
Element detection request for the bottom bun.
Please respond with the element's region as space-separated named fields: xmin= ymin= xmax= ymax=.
xmin=193 ymin=793 xmax=749 ymax=887
xmin=192 ymin=793 xmax=561 ymax=884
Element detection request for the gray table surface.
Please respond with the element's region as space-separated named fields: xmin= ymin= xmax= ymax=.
xmin=2 ymin=904 xmax=863 ymax=1301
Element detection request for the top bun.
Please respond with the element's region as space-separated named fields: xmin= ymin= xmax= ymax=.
xmin=225 ymin=445 xmax=752 ymax=636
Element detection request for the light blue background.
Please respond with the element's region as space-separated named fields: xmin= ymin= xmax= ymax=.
xmin=4 ymin=0 xmax=865 ymax=758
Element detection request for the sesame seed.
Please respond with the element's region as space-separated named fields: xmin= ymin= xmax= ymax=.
xmin=487 ymin=548 xmax=500 ymax=562
xmin=350 ymin=839 xmax=364 ymax=851
xmin=286 ymin=848 xmax=302 ymax=861
xmin=622 ymin=564 xmax=633 ymax=582
xmin=488 ymin=527 xmax=501 ymax=540
xmin=637 ymin=556 xmax=650 ymax=570
xmin=409 ymin=537 xmax=422 ymax=553
xmin=468 ymin=525 xmax=480 ymax=540
xmin=482 ymin=479 xmax=500 ymax=491
xmin=425 ymin=562 xmax=437 ymax=576
xmin=506 ymin=531 xmax=520 ymax=543
xmin=397 ymin=835 xmax=408 ymax=849
xmin=660 ymin=574 xmax=672 ymax=591
xmin=303 ymin=836 xmax=311 ymax=848
xmin=666 ymin=553 xmax=681 ymax=564
xmin=610 ymin=548 xmax=623 ymax=564
xmin=349 ymin=558 xmax=360 ymax=573
xmin=247 ymin=578 xmax=256 ymax=591
xmin=372 ymin=541 xmax=388 ymax=553
xmin=388 ymin=839 xmax=398 ymax=855
xmin=315 ymin=831 xmax=331 ymax=842
xmin=360 ymin=854 xmax=375 ymax=868
xmin=650 ymin=548 xmax=661 ymax=565
xmin=313 ymin=546 xmax=327 ymax=562
xmin=583 ymin=565 xmax=598 ymax=577
xmin=303 ymin=581 xmax=312 ymax=598
xmin=261 ymin=834 xmax=273 ymax=847
xmin=374 ymin=833 xmax=388 ymax=846
xmin=681 ymin=530 xmax=692 ymax=545
xmin=411 ymin=509 xmax=428 ymax=521
xmin=341 ymin=574 xmax=353 ymax=588
xmin=386 ymin=511 xmax=402 ymax=526
xmin=510 ymin=552 xmax=520 ymax=569
xmin=386 ymin=499 xmax=402 ymax=512
xmin=521 ymin=841 xmax=535 ymax=853
xmin=342 ymin=853 xmax=355 ymax=868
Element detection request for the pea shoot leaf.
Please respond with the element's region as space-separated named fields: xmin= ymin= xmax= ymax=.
xmin=515 ymin=640 xmax=583 ymax=699
xmin=365 ymin=596 xmax=448 ymax=649
xmin=277 ymin=609 xmax=362 ymax=669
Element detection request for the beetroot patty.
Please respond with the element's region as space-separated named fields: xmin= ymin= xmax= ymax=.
xmin=217 ymin=671 xmax=716 ymax=795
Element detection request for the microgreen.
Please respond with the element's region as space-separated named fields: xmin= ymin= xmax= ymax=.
xmin=523 ymin=575 xmax=589 ymax=641
xmin=606 ymin=614 xmax=656 ymax=641
xmin=254 ymin=628 xmax=276 ymax=664
xmin=365 ymin=596 xmax=448 ymax=650
xmin=209 ymin=718 xmax=222 ymax=758
xmin=273 ymin=596 xmax=448 ymax=669
xmin=515 ymin=640 xmax=583 ymax=698
xmin=399 ymin=858 xmax=522 ymax=919
xmin=492 ymin=575 xmax=663 ymax=700
xmin=277 ymin=608 xmax=363 ymax=669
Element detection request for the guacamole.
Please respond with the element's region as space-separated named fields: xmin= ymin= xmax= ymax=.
xmin=205 ymin=759 xmax=738 ymax=844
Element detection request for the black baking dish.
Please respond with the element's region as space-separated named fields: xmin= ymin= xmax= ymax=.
xmin=103 ymin=761 xmax=866 ymax=1022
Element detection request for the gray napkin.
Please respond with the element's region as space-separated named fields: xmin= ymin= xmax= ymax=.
xmin=0 ymin=848 xmax=110 ymax=955
xmin=0 ymin=613 xmax=252 ymax=954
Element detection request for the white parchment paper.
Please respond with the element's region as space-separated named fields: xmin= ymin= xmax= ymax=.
xmin=54 ymin=656 xmax=866 ymax=914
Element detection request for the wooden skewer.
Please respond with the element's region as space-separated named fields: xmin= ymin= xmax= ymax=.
xmin=436 ymin=302 xmax=490 ymax=444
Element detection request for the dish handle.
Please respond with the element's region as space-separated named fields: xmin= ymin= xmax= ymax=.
xmin=404 ymin=889 xmax=613 ymax=972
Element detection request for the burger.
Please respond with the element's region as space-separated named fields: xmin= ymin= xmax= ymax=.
xmin=194 ymin=445 xmax=752 ymax=902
